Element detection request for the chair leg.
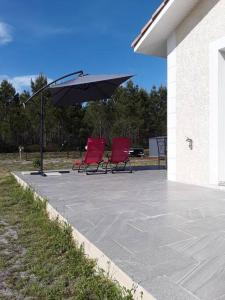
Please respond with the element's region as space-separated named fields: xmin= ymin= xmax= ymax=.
xmin=111 ymin=161 xmax=132 ymax=173
xmin=105 ymin=162 xmax=110 ymax=173
xmin=123 ymin=160 xmax=132 ymax=173
xmin=84 ymin=165 xmax=89 ymax=174
xmin=108 ymin=162 xmax=113 ymax=173
xmin=127 ymin=160 xmax=132 ymax=173
xmin=112 ymin=163 xmax=118 ymax=174
xmin=78 ymin=162 xmax=85 ymax=173
xmin=86 ymin=162 xmax=106 ymax=175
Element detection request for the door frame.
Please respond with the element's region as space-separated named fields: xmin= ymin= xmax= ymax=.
xmin=209 ymin=37 xmax=225 ymax=185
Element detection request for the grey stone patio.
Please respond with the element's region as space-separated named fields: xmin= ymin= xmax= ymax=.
xmin=15 ymin=169 xmax=225 ymax=300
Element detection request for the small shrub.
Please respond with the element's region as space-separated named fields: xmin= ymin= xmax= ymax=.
xmin=33 ymin=158 xmax=41 ymax=168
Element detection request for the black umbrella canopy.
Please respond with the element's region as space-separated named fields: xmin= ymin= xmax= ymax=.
xmin=49 ymin=74 xmax=133 ymax=107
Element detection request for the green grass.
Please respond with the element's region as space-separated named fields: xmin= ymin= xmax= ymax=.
xmin=0 ymin=151 xmax=160 ymax=177
xmin=0 ymin=174 xmax=135 ymax=299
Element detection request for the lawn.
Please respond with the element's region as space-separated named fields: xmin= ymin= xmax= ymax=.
xmin=0 ymin=150 xmax=160 ymax=173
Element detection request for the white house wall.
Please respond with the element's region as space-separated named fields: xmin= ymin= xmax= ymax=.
xmin=172 ymin=0 xmax=225 ymax=185
xmin=167 ymin=33 xmax=177 ymax=181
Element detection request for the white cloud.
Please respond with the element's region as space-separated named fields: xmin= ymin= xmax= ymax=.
xmin=0 ymin=75 xmax=52 ymax=93
xmin=0 ymin=22 xmax=12 ymax=45
xmin=31 ymin=25 xmax=72 ymax=38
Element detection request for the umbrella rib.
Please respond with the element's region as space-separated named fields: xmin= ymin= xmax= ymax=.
xmin=51 ymin=86 xmax=68 ymax=100
xmin=54 ymin=85 xmax=88 ymax=106
xmin=93 ymin=83 xmax=109 ymax=100
xmin=54 ymin=87 xmax=72 ymax=106
xmin=91 ymin=80 xmax=119 ymax=100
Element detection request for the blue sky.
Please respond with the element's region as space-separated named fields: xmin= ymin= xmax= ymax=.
xmin=0 ymin=0 xmax=166 ymax=92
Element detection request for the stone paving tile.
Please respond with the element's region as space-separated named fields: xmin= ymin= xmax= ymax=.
xmin=86 ymin=213 xmax=121 ymax=243
xmin=144 ymin=276 xmax=200 ymax=300
xmin=95 ymin=238 xmax=134 ymax=260
xmin=134 ymin=246 xmax=194 ymax=267
xmin=66 ymin=207 xmax=105 ymax=227
xmin=168 ymin=232 xmax=225 ymax=262
xmin=172 ymin=204 xmax=225 ymax=221
xmin=109 ymin=222 xmax=193 ymax=253
xmin=215 ymin=295 xmax=225 ymax=300
xmin=148 ymin=255 xmax=198 ymax=284
xmin=181 ymin=254 xmax=225 ymax=300
xmin=67 ymin=216 xmax=95 ymax=235
xmin=173 ymin=215 xmax=225 ymax=237
xmin=129 ymin=213 xmax=189 ymax=230
xmin=16 ymin=170 xmax=225 ymax=300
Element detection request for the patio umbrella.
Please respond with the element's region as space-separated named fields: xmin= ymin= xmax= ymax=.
xmin=24 ymin=71 xmax=133 ymax=176
xmin=50 ymin=74 xmax=133 ymax=107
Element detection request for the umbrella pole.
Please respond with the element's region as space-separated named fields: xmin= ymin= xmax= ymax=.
xmin=22 ymin=70 xmax=85 ymax=177
xmin=40 ymin=92 xmax=45 ymax=176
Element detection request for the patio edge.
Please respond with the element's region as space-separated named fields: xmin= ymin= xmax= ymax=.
xmin=11 ymin=172 xmax=156 ymax=300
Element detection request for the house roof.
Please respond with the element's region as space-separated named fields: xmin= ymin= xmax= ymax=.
xmin=132 ymin=0 xmax=199 ymax=57
xmin=131 ymin=0 xmax=170 ymax=49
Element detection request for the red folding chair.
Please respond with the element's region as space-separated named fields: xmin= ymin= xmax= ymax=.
xmin=104 ymin=137 xmax=132 ymax=173
xmin=72 ymin=138 xmax=106 ymax=174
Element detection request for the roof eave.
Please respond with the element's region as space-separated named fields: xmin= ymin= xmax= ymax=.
xmin=131 ymin=0 xmax=169 ymax=49
xmin=132 ymin=0 xmax=199 ymax=58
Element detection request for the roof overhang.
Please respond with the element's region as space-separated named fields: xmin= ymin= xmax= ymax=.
xmin=132 ymin=0 xmax=199 ymax=58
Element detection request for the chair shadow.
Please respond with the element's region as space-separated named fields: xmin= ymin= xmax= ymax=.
xmin=132 ymin=165 xmax=167 ymax=172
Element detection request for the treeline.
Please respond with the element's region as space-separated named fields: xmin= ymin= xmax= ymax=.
xmin=0 ymin=75 xmax=167 ymax=152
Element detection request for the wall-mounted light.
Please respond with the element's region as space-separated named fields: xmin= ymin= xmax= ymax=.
xmin=186 ymin=137 xmax=193 ymax=150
